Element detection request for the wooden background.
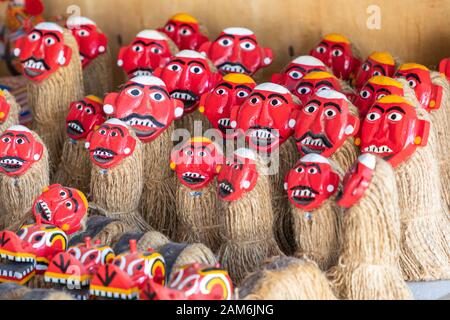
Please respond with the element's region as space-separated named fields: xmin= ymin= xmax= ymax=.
xmin=9 ymin=0 xmax=450 ymax=83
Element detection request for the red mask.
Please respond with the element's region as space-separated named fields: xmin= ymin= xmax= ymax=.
xmin=0 ymin=125 xmax=44 ymax=176
xmin=117 ymin=30 xmax=174 ymax=78
xmin=337 ymin=154 xmax=376 ymax=208
xmin=438 ymin=57 xmax=450 ymax=82
xmin=199 ymin=27 xmax=273 ymax=75
xmin=294 ymin=71 xmax=342 ymax=105
xmin=66 ymin=95 xmax=105 ymax=141
xmin=294 ymin=89 xmax=359 ymax=157
xmin=354 ymin=52 xmax=396 ymax=90
xmin=103 ymin=76 xmax=184 ymax=143
xmin=217 ymin=148 xmax=259 ymax=201
xmin=86 ymin=119 xmax=137 ymax=169
xmin=153 ymin=50 xmax=221 ymax=114
xmin=32 ymin=184 xmax=88 ymax=235
xmin=271 ymin=55 xmax=327 ymax=92
xmin=394 ymin=63 xmax=443 ymax=112
xmin=230 ymin=83 xmax=298 ymax=153
xmin=360 ymin=95 xmax=430 ymax=168
xmin=353 ymin=76 xmax=404 ymax=118
xmin=0 ymin=91 xmax=11 ymax=124
xmin=14 ymin=22 xmax=72 ymax=82
xmin=310 ymin=33 xmax=361 ymax=80
xmin=199 ymin=73 xmax=256 ymax=138
xmin=158 ymin=13 xmax=208 ymax=51
xmin=284 ymin=154 xmax=339 ymax=211
xmin=170 ymin=137 xmax=223 ymax=190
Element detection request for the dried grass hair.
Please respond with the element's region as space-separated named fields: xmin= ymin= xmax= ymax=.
xmin=83 ymin=45 xmax=113 ymax=98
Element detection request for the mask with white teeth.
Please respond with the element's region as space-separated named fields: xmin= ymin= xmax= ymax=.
xmin=66 ymin=96 xmax=105 ymax=141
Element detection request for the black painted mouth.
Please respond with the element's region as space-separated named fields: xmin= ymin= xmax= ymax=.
xmin=0 ymin=156 xmax=25 ymax=173
xmin=67 ymin=120 xmax=85 ymax=136
xmin=217 ymin=62 xmax=251 ymax=74
xmin=181 ymin=172 xmax=206 ymax=185
xmin=218 ymin=180 xmax=234 ymax=198
xmin=120 ymin=113 xmax=165 ymax=138
xmin=248 ymin=126 xmax=280 ymax=148
xmin=290 ymin=186 xmax=318 ymax=206
xmin=170 ymin=90 xmax=199 ymax=112
xmin=295 ymin=131 xmax=333 ymax=154
xmin=92 ymin=148 xmax=117 ymax=164
xmin=21 ymin=57 xmax=50 ymax=78
xmin=129 ymin=68 xmax=154 ymax=77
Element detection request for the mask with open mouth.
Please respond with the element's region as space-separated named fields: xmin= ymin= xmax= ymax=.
xmin=32 ymin=184 xmax=88 ymax=235
xmin=394 ymin=63 xmax=443 ymax=112
xmin=199 ymin=27 xmax=273 ymax=75
xmin=199 ymin=73 xmax=256 ymax=138
xmin=293 ymin=89 xmax=359 ymax=157
xmin=103 ymin=76 xmax=184 ymax=143
xmin=0 ymin=222 xmax=67 ymax=285
xmin=360 ymin=95 xmax=429 ymax=168
xmin=170 ymin=137 xmax=223 ymax=190
xmin=154 ymin=50 xmax=221 ymax=114
xmin=284 ymin=154 xmax=340 ymax=211
xmin=310 ymin=33 xmax=361 ymax=81
xmin=90 ymin=240 xmax=165 ymax=300
xmin=0 ymin=125 xmax=43 ymax=176
xmin=66 ymin=95 xmax=105 ymax=141
xmin=86 ymin=119 xmax=137 ymax=169
xmin=354 ymin=51 xmax=396 ymax=90
xmin=158 ymin=13 xmax=209 ymax=51
xmin=0 ymin=91 xmax=11 ymax=124
xmin=66 ymin=16 xmax=108 ymax=68
xmin=294 ymin=71 xmax=342 ymax=105
xmin=231 ymin=83 xmax=299 ymax=153
xmin=353 ymin=76 xmax=404 ymax=118
xmin=14 ymin=22 xmax=72 ymax=82
xmin=117 ymin=30 xmax=174 ymax=79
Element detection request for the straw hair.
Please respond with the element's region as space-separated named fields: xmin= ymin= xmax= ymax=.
xmin=27 ymin=275 xmax=53 ymax=289
xmin=0 ymin=283 xmax=31 ymax=300
xmin=328 ymin=157 xmax=412 ymax=300
xmin=21 ymin=289 xmax=75 ymax=300
xmin=0 ymin=131 xmax=49 ymax=230
xmin=176 ymin=111 xmax=211 ymax=134
xmin=27 ymin=29 xmax=84 ymax=172
xmin=238 ymin=256 xmax=337 ymax=300
xmin=83 ymin=46 xmax=113 ymax=98
xmin=92 ymin=218 xmax=137 ymax=247
xmin=0 ymin=90 xmax=20 ymax=133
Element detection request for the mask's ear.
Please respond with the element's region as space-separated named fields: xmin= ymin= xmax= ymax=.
xmin=262 ymin=48 xmax=273 ymax=67
xmin=103 ymin=92 xmax=119 ymax=116
xmin=439 ymin=58 xmax=450 ymax=81
xmin=197 ymin=34 xmax=209 ymax=45
xmin=229 ymin=104 xmax=240 ymax=128
xmin=61 ymin=45 xmax=72 ymax=67
xmin=345 ymin=114 xmax=360 ymax=137
xmin=85 ymin=131 xmax=94 ymax=149
xmin=198 ymin=93 xmax=208 ymax=114
xmin=32 ymin=140 xmax=44 ymax=162
xmin=98 ymin=33 xmax=108 ymax=52
xmin=327 ymin=171 xmax=340 ymax=196
xmin=414 ymin=119 xmax=430 ymax=147
xmin=430 ymin=83 xmax=443 ymax=111
xmin=271 ymin=73 xmax=283 ymax=84
xmin=152 ymin=67 xmax=162 ymax=78
xmin=117 ymin=46 xmax=126 ymax=66
xmin=172 ymin=98 xmax=184 ymax=119
xmin=288 ymin=108 xmax=299 ymax=129
xmin=241 ymin=167 xmax=259 ymax=192
xmin=198 ymin=41 xmax=212 ymax=56
xmin=124 ymin=135 xmax=137 ymax=156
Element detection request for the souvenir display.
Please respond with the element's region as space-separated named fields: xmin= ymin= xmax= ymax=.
xmin=66 ymin=16 xmax=113 ymax=97
xmin=353 ymin=51 xmax=396 ymax=90
xmin=0 ymin=125 xmax=48 ymax=230
xmin=0 ymin=89 xmax=20 ymax=133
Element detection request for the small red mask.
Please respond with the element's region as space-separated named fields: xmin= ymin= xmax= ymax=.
xmin=360 ymin=95 xmax=430 ymax=168
xmin=438 ymin=57 xmax=450 ymax=82
xmin=294 ymin=71 xmax=342 ymax=105
xmin=337 ymin=154 xmax=376 ymax=208
xmin=170 ymin=137 xmax=223 ymax=190
xmin=0 ymin=91 xmax=11 ymax=124
xmin=117 ymin=30 xmax=174 ymax=79
xmin=158 ymin=13 xmax=208 ymax=51
xmin=353 ymin=76 xmax=404 ymax=118
xmin=14 ymin=22 xmax=72 ymax=82
xmin=271 ymin=55 xmax=327 ymax=93
xmin=199 ymin=73 xmax=256 ymax=138
xmin=32 ymin=184 xmax=88 ymax=235
xmin=354 ymin=51 xmax=396 ymax=90
xmin=103 ymin=76 xmax=184 ymax=143
xmin=310 ymin=33 xmax=361 ymax=80
xmin=0 ymin=125 xmax=43 ymax=176
xmin=153 ymin=50 xmax=221 ymax=114
xmin=394 ymin=63 xmax=443 ymax=112
xmin=217 ymin=148 xmax=259 ymax=201
xmin=230 ymin=83 xmax=299 ymax=153
xmin=284 ymin=154 xmax=339 ymax=211
xmin=199 ymin=27 xmax=273 ymax=75
xmin=66 ymin=95 xmax=105 ymax=141
xmin=293 ymin=89 xmax=359 ymax=157
xmin=86 ymin=119 xmax=137 ymax=169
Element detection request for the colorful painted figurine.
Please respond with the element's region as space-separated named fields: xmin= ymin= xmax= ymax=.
xmin=293 ymin=71 xmax=343 ymax=105
xmin=353 ymin=51 xmax=396 ymax=90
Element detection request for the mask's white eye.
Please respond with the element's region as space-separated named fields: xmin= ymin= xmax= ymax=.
xmin=308 ymin=167 xmax=318 ymax=174
xmin=77 ymin=30 xmax=90 ymax=37
xmin=408 ymin=79 xmax=417 ymax=88
xmin=295 ymin=166 xmax=304 ymax=173
xmin=366 ymin=112 xmax=381 ymax=121
xmin=65 ymin=201 xmax=73 ymax=210
xmin=373 ymin=71 xmax=382 ymax=76
xmin=376 ymin=93 xmax=386 ymax=99
xmin=387 ymin=112 xmax=403 ymax=122
xmin=150 ymin=47 xmax=161 ymax=54
xmin=179 ymin=28 xmax=192 ymax=36
xmin=198 ymin=151 xmax=206 ymax=157
xmin=1 ymin=137 xmax=11 ymax=143
xmin=218 ymin=38 xmax=233 ymax=47
xmin=304 ymin=104 xmax=318 ymax=114
xmin=190 ymin=65 xmax=204 ymax=74
xmin=165 ymin=24 xmax=175 ymax=32
xmin=150 ymin=92 xmax=165 ymax=101
xmin=16 ymin=138 xmax=25 ymax=144
xmin=362 ymin=63 xmax=370 ymax=71
xmin=185 ymin=149 xmax=193 ymax=156
xmin=324 ymin=108 xmax=337 ymax=119
xmin=28 ymin=32 xmax=41 ymax=41
xmin=297 ymin=86 xmax=311 ymax=95
xmin=76 ymin=103 xmax=83 ymax=110
xmin=226 ymin=160 xmax=232 ymax=166
xmin=233 ymin=164 xmax=240 ymax=170
xmin=216 ymin=88 xmax=227 ymax=95
xmin=288 ymin=70 xmax=303 ymax=80
xmin=249 ymin=97 xmax=260 ymax=105
xmin=168 ymin=63 xmax=181 ymax=72
xmin=316 ymin=46 xmax=326 ymax=54
xmin=44 ymin=37 xmax=56 ymax=46
xmin=99 ymin=129 xmax=107 ymax=135
xmin=110 ymin=131 xmax=118 ymax=137
xmin=85 ymin=107 xmax=93 ymax=114
xmin=360 ymin=90 xmax=371 ymax=99
xmin=269 ymin=98 xmax=282 ymax=107
xmin=240 ymin=41 xmax=256 ymax=51
xmin=236 ymin=90 xmax=249 ymax=98
xmin=127 ymin=87 xmax=143 ymax=97
xmin=317 ymin=86 xmax=331 ymax=92
xmin=132 ymin=45 xmax=143 ymax=53
xmin=60 ymin=190 xmax=67 ymax=197
xmin=332 ymin=49 xmax=343 ymax=57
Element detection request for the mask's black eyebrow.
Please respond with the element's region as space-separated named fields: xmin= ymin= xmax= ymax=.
xmin=387 ymin=106 xmax=406 ymax=114
xmin=324 ymin=102 xmax=342 ymax=113
xmin=249 ymin=92 xmax=266 ymax=100
xmin=123 ymin=82 xmax=145 ymax=89
xmin=331 ymin=44 xmax=344 ymax=50
xmin=316 ymin=80 xmax=334 ymax=88
xmin=364 ymin=61 xmax=373 ymax=67
xmin=45 ymin=32 xmax=61 ymax=42
xmin=239 ymin=36 xmax=256 ymax=43
xmin=72 ymin=198 xmax=79 ymax=213
xmin=180 ymin=24 xmax=195 ymax=31
xmin=319 ymin=41 xmax=329 ymax=47
xmin=188 ymin=60 xmax=205 ymax=68
xmin=148 ymin=42 xmax=164 ymax=48
xmin=376 ymin=88 xmax=391 ymax=95
xmin=286 ymin=65 xmax=306 ymax=73
xmin=171 ymin=59 xmax=186 ymax=65
xmin=149 ymin=86 xmax=170 ymax=97
xmin=306 ymin=99 xmax=321 ymax=105
xmin=235 ymin=84 xmax=252 ymax=91
xmin=112 ymin=126 xmax=125 ymax=137
xmin=365 ymin=83 xmax=375 ymax=92
xmin=218 ymin=82 xmax=233 ymax=89
xmin=373 ymin=65 xmax=386 ymax=75
xmin=217 ymin=34 xmax=235 ymax=40
xmin=32 ymin=29 xmax=43 ymax=36
xmin=269 ymin=93 xmax=288 ymax=104
xmin=66 ymin=188 xmax=73 ymax=198
xmin=84 ymin=103 xmax=97 ymax=114
xmin=371 ymin=105 xmax=385 ymax=113
xmin=407 ymin=73 xmax=421 ymax=83
xmin=16 ymin=134 xmax=31 ymax=143
xmin=298 ymin=81 xmax=314 ymax=88
xmin=2 ymin=132 xmax=14 ymax=137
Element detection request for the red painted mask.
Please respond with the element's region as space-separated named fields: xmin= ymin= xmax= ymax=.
xmin=66 ymin=95 xmax=105 ymax=141
xmin=0 ymin=91 xmax=11 ymax=124
xmin=86 ymin=119 xmax=137 ymax=169
xmin=217 ymin=148 xmax=259 ymax=201
xmin=438 ymin=57 xmax=450 ymax=82
xmin=354 ymin=52 xmax=396 ymax=90
xmin=103 ymin=76 xmax=184 ymax=143
xmin=310 ymin=33 xmax=361 ymax=80
xmin=284 ymin=154 xmax=339 ymax=211
xmin=230 ymin=83 xmax=299 ymax=153
xmin=294 ymin=71 xmax=342 ymax=105
xmin=199 ymin=73 xmax=256 ymax=138
xmin=14 ymin=22 xmax=72 ymax=82
xmin=199 ymin=27 xmax=273 ymax=75
xmin=271 ymin=55 xmax=327 ymax=93
xmin=353 ymin=76 xmax=404 ymax=118
xmin=360 ymin=95 xmax=430 ymax=168
xmin=32 ymin=184 xmax=88 ymax=235
xmin=0 ymin=125 xmax=44 ymax=176
xmin=153 ymin=50 xmax=221 ymax=114
xmin=337 ymin=154 xmax=376 ymax=208
xmin=158 ymin=13 xmax=208 ymax=51
xmin=117 ymin=30 xmax=174 ymax=79
xmin=170 ymin=137 xmax=223 ymax=190
xmin=394 ymin=63 xmax=443 ymax=112
xmin=294 ymin=89 xmax=359 ymax=157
